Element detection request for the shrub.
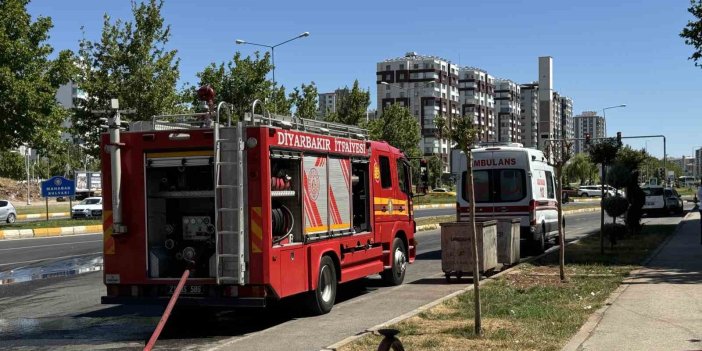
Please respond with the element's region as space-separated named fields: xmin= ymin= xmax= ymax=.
xmin=602 ymin=196 xmax=629 ymax=218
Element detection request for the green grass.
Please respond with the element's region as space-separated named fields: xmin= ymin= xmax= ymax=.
xmin=341 ymin=223 xmax=677 ymax=351
xmin=14 ymin=203 xmax=70 ymax=215
xmin=0 ymin=218 xmax=100 ymax=230
xmin=414 ymin=193 xmax=456 ymax=205
xmin=415 ymin=215 xmax=455 ymax=227
xmin=675 ymin=187 xmax=696 ymax=196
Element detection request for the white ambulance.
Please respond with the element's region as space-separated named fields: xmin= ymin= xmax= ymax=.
xmin=452 ymin=143 xmax=559 ymax=253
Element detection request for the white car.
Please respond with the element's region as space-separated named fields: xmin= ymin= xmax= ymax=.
xmin=577 ymin=185 xmax=619 ymax=197
xmin=642 ymin=186 xmax=683 ymax=215
xmin=0 ymin=200 xmax=17 ymax=223
xmin=72 ymin=197 xmax=103 ymax=219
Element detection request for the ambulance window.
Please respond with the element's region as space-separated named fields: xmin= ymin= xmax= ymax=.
xmin=545 ymin=171 xmax=555 ymax=199
xmin=498 ymin=169 xmax=526 ymax=202
xmin=463 ymin=170 xmax=491 ymax=203
xmin=380 ymin=156 xmax=392 ymax=188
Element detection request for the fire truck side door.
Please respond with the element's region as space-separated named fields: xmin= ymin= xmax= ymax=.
xmin=395 ymin=158 xmax=411 ymax=221
xmin=373 ymin=154 xmax=395 ymax=238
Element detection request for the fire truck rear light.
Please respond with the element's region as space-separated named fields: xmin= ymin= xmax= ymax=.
xmin=168 ymin=133 xmax=191 ymax=141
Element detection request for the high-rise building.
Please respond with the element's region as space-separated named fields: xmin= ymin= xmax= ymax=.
xmin=552 ymin=91 xmax=562 ymax=140
xmin=519 ymin=83 xmax=539 ymax=148
xmin=670 ymin=156 xmax=695 ymax=177
xmin=56 ymin=81 xmax=87 ymax=142
xmin=573 ymin=111 xmax=606 ymax=154
xmin=459 ymin=67 xmax=495 ymax=142
xmin=560 ymin=96 xmax=574 ymax=141
xmin=537 ymin=57 xmax=556 ymax=150
xmin=376 ymin=52 xmax=459 ymax=165
xmin=695 ymin=148 xmax=702 ymax=178
xmin=317 ymin=91 xmax=338 ymax=119
xmin=494 ymin=79 xmax=521 ymax=143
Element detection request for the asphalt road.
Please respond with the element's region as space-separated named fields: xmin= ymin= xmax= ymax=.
xmin=2 ymin=206 xmax=676 ymax=351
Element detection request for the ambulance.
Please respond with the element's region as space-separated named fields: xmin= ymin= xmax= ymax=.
xmin=452 ymin=143 xmax=559 ymax=253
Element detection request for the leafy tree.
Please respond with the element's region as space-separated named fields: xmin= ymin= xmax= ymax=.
xmin=564 ymin=153 xmax=598 ymax=185
xmin=437 ymin=114 xmax=482 ymax=335
xmin=73 ymin=0 xmax=181 ymax=156
xmin=0 ymin=151 xmax=26 ymax=180
xmin=588 ymin=138 xmax=622 ymax=254
xmin=428 ymin=155 xmax=442 ymax=188
xmin=0 ymin=0 xmax=76 ymax=151
xmin=269 ymin=85 xmax=293 ymax=115
xmin=681 ymin=0 xmax=702 ymax=67
xmin=325 ymin=80 xmax=370 ymax=125
xmin=194 ymin=51 xmax=273 ymax=118
xmin=367 ymin=104 xmax=420 ymax=155
xmin=291 ymin=82 xmax=318 ymax=119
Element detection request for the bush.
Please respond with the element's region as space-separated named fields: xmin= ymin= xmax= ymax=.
xmin=602 ymin=196 xmax=629 ymax=218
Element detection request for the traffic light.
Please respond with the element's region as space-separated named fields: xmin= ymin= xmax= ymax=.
xmin=584 ymin=133 xmax=591 ymax=146
xmin=616 ymin=132 xmax=622 ymax=146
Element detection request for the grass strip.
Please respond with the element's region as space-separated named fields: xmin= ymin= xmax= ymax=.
xmin=341 ymin=223 xmax=677 ymax=351
xmin=14 ymin=203 xmax=71 ymax=215
xmin=1 ymin=218 xmax=101 ymax=230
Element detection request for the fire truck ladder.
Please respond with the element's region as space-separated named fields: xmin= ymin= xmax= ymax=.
xmin=214 ymin=104 xmax=246 ymax=285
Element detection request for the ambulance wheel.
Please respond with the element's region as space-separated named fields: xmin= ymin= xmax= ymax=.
xmin=531 ymin=224 xmax=546 ymax=254
xmin=306 ymin=256 xmax=337 ymax=315
xmin=381 ymin=237 xmax=407 ymax=286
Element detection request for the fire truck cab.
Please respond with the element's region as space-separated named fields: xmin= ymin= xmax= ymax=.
xmin=100 ymin=102 xmax=416 ymax=314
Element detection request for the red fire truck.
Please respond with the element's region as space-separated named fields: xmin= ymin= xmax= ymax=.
xmin=100 ymin=100 xmax=417 ymax=314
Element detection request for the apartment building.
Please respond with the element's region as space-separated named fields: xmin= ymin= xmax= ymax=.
xmin=56 ymin=81 xmax=87 ymax=142
xmin=519 ymin=83 xmax=539 ymax=148
xmin=458 ymin=67 xmax=495 ymax=142
xmin=376 ymin=52 xmax=459 ymax=163
xmin=494 ymin=79 xmax=521 ymax=143
xmin=670 ymin=156 xmax=696 ymax=177
xmin=573 ymin=111 xmax=606 ymax=154
xmin=561 ymin=96 xmax=574 ymax=141
xmin=317 ymin=91 xmax=338 ymax=119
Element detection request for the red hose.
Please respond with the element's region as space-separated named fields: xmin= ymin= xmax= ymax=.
xmin=144 ymin=269 xmax=191 ymax=351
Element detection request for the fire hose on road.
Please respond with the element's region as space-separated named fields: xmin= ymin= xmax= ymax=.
xmin=144 ymin=268 xmax=191 ymax=351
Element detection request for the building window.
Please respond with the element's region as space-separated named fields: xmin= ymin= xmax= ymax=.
xmin=413 ymin=64 xmax=418 ymax=69
xmin=400 ymin=64 xmax=405 ymax=70
xmin=386 ymin=65 xmax=391 ymax=71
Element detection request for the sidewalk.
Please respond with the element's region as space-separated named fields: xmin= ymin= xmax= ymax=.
xmin=564 ymin=211 xmax=702 ymax=351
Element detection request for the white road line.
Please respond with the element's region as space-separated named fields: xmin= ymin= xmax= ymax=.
xmin=0 ymin=240 xmax=102 ymax=252
xmin=0 ymin=232 xmax=101 ymax=242
xmin=0 ymin=252 xmax=102 ymax=267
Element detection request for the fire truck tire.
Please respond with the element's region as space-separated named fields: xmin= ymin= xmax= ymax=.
xmin=381 ymin=237 xmax=407 ymax=286
xmin=306 ymin=255 xmax=337 ymax=315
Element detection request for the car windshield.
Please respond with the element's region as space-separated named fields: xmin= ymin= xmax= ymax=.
xmin=643 ymin=188 xmax=664 ymax=196
xmin=81 ymin=198 xmax=101 ymax=205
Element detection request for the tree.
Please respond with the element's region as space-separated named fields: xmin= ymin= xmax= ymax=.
xmin=0 ymin=151 xmax=25 ymax=180
xmin=0 ymin=0 xmax=76 ymax=151
xmin=588 ymin=138 xmax=622 ymax=254
xmin=543 ymin=135 xmax=573 ymax=282
xmin=437 ymin=114 xmax=482 ymax=335
xmin=73 ymin=0 xmax=181 ymax=156
xmin=564 ymin=153 xmax=598 ymax=185
xmin=269 ymin=85 xmax=293 ymax=116
xmin=325 ymin=80 xmax=370 ymax=125
xmin=428 ymin=155 xmax=442 ymax=189
xmin=367 ymin=104 xmax=420 ymax=155
xmin=681 ymin=0 xmax=702 ymax=67
xmin=291 ymin=82 xmax=318 ymax=119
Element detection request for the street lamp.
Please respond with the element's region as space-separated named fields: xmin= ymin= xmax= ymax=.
xmin=235 ymin=31 xmax=310 ymax=86
xmin=602 ymin=104 xmax=626 ymax=136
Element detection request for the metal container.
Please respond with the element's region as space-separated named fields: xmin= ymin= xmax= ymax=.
xmin=440 ymin=220 xmax=498 ymax=280
xmin=492 ymin=217 xmax=521 ymax=265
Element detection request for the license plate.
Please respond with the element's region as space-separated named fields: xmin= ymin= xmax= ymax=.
xmin=167 ymin=285 xmax=204 ymax=296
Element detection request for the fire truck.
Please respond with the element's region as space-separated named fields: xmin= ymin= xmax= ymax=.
xmin=100 ymin=99 xmax=417 ymax=314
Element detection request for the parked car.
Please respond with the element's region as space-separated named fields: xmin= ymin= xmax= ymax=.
xmin=642 ymin=186 xmax=683 ymax=215
xmin=0 ymin=200 xmax=17 ymax=224
xmin=578 ymin=185 xmax=619 ymax=197
xmin=562 ymin=186 xmax=579 ymax=198
xmin=71 ymin=197 xmax=103 ymax=219
xmin=430 ymin=188 xmax=456 ymax=196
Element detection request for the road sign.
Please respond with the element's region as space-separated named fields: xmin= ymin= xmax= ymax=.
xmin=41 ymin=176 xmax=75 ymax=197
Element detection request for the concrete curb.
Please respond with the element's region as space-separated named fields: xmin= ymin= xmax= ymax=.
xmin=16 ymin=212 xmax=70 ymax=220
xmin=0 ymin=224 xmax=103 ymax=240
xmin=560 ymin=211 xmax=693 ymax=351
xmin=414 ymin=203 xmax=455 ymax=210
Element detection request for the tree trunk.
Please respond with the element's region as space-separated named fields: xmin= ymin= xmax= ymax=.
xmin=466 ymin=150 xmax=482 ymax=336
xmin=556 ymin=165 xmax=566 ymax=282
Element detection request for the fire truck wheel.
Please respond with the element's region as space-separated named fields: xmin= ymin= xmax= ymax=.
xmin=307 ymin=255 xmax=337 ymax=315
xmin=381 ymin=237 xmax=407 ymax=286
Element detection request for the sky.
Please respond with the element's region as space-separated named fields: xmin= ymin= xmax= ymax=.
xmin=27 ymin=0 xmax=702 ymax=158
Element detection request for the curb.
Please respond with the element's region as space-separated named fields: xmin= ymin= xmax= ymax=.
xmin=561 ymin=211 xmax=693 ymax=351
xmin=414 ymin=203 xmax=455 ymax=210
xmin=16 ymin=212 xmax=70 ymax=220
xmin=0 ymin=224 xmax=103 ymax=240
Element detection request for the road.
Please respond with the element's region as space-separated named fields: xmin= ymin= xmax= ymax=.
xmin=2 ymin=205 xmax=681 ymax=351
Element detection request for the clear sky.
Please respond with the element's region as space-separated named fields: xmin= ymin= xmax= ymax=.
xmin=28 ymin=0 xmax=702 ymax=158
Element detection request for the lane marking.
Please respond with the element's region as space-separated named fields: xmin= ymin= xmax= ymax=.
xmin=0 ymin=252 xmax=102 ymax=267
xmin=0 ymin=232 xmax=101 ymax=243
xmin=0 ymin=240 xmax=102 ymax=252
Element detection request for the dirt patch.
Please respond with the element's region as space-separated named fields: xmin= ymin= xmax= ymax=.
xmin=0 ymin=177 xmax=41 ymax=203
xmin=503 ymin=266 xmax=571 ymax=289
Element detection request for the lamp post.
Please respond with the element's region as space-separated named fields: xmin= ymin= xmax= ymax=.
xmin=599 ymin=104 xmax=626 ymax=253
xmin=235 ymin=31 xmax=310 ymax=86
